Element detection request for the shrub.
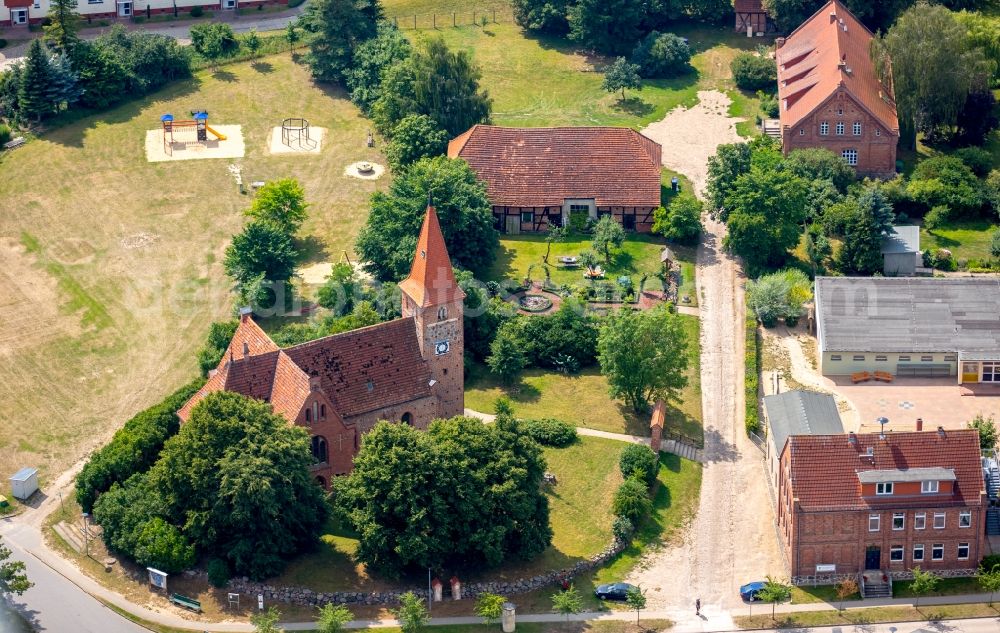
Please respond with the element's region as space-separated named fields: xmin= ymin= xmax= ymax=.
xmin=189 ymin=5 xmax=203 ymax=16
xmin=207 ymin=558 xmax=231 ymax=588
xmin=612 ymin=515 xmax=634 ymax=543
xmin=612 ymin=478 xmax=652 ymax=524
xmin=954 ymin=147 xmax=993 ymax=178
xmin=758 ymin=90 xmax=779 ymax=118
xmin=982 ymin=553 xmax=1000 ymax=571
xmin=196 ymin=320 xmax=238 ymax=376
xmin=745 ymin=314 xmax=761 ymax=436
xmin=521 ymin=418 xmax=577 ymax=447
xmin=630 ymin=31 xmax=691 ymax=78
xmin=922 ymin=205 xmax=950 ymax=231
xmin=730 ymin=51 xmax=776 ymax=91
xmin=619 ymin=444 xmax=658 ymax=486
xmin=0 ymin=39 xmax=8 ymax=49
xmin=189 ymin=22 xmax=237 ymax=56
xmin=132 ymin=517 xmax=196 ymax=573
xmin=0 ymin=123 xmax=11 ymax=145
xmin=991 ymin=230 xmax=1000 ymax=259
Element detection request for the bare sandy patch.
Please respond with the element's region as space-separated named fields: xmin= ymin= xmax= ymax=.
xmin=267 ymin=126 xmax=327 ymax=155
xmin=144 ymin=125 xmax=245 ymax=162
xmin=641 ymin=90 xmax=744 ymax=195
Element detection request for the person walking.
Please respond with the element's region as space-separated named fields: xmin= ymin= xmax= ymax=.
xmin=695 ymin=598 xmax=701 ymax=616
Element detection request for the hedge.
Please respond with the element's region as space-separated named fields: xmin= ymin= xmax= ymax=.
xmin=521 ymin=418 xmax=577 ymax=447
xmin=744 ymin=312 xmax=761 ymax=436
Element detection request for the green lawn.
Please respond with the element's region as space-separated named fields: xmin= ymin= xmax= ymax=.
xmin=735 ymin=602 xmax=1000 ymax=629
xmin=893 ymin=576 xmax=984 ymax=599
xmin=465 ymin=314 xmax=703 ymax=441
xmin=922 ymin=220 xmax=1000 ymax=263
xmin=791 ymin=584 xmax=860 ymax=605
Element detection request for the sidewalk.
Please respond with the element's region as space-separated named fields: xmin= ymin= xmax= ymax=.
xmin=464 ymin=407 xmax=650 ymax=445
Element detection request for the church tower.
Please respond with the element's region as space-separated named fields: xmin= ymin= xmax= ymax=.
xmin=398 ymin=206 xmax=466 ymax=418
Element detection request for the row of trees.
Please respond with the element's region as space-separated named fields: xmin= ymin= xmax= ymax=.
xmin=763 ymin=0 xmax=995 ymax=32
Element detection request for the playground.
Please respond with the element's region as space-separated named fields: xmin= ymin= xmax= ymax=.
xmin=267 ymin=117 xmax=328 ymax=155
xmin=145 ymin=111 xmax=245 ymax=162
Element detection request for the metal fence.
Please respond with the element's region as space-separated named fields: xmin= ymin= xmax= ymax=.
xmin=387 ymin=8 xmax=515 ymax=30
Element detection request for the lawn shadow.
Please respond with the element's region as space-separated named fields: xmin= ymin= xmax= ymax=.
xmin=925 ymin=231 xmax=960 ymax=248
xmin=251 ymin=61 xmax=275 ymax=74
xmin=211 ymin=69 xmax=239 ymax=83
xmin=509 ymin=380 xmax=543 ymax=404
xmin=612 ymin=96 xmax=655 ymax=117
xmin=614 ymin=402 xmax=650 ymax=436
xmin=487 ymin=241 xmax=521 ymax=282
xmin=295 ymin=235 xmax=330 ymax=266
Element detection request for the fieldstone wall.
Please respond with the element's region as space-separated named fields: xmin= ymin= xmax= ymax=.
xmin=217 ymin=539 xmax=626 ymax=608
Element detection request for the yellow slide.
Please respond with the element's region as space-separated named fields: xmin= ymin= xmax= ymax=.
xmin=205 ymin=125 xmax=227 ymax=141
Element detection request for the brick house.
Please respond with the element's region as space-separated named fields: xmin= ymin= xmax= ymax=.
xmin=178 ymin=206 xmax=465 ymax=488
xmin=734 ymin=0 xmax=775 ymax=34
xmin=777 ymin=429 xmax=986 ymax=585
xmin=775 ymin=0 xmax=899 ymax=178
xmin=1 ymin=0 xmax=286 ymax=26
xmin=447 ymin=125 xmax=663 ymax=234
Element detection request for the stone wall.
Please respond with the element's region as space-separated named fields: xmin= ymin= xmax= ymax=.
xmin=217 ymin=539 xmax=626 ymax=608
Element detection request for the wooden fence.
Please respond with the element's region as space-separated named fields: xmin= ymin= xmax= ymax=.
xmin=387 ymin=8 xmax=515 ymax=30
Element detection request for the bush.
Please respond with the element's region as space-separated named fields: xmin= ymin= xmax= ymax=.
xmin=630 ymin=31 xmax=691 ymax=78
xmin=196 ymin=320 xmax=239 ymax=376
xmin=189 ymin=22 xmax=238 ymax=57
xmin=190 ymin=5 xmax=203 ymax=16
xmin=981 ymin=553 xmax=1000 ymax=571
xmin=954 ymin=147 xmax=993 ymax=178
xmin=207 ymin=558 xmax=231 ymax=588
xmin=745 ymin=314 xmax=761 ymax=436
xmin=0 ymin=123 xmax=11 ymax=145
xmin=132 ymin=517 xmax=196 ymax=573
xmin=991 ymin=230 xmax=1000 ymax=259
xmin=619 ymin=444 xmax=658 ymax=486
xmin=612 ymin=478 xmax=652 ymax=524
xmin=0 ymin=39 xmax=7 ymax=50
xmin=758 ymin=90 xmax=779 ymax=118
xmin=730 ymin=51 xmax=776 ymax=91
xmin=611 ymin=515 xmax=634 ymax=543
xmin=521 ymin=418 xmax=577 ymax=447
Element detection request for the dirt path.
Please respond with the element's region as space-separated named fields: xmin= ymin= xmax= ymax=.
xmin=640 ymin=90 xmax=744 ymax=195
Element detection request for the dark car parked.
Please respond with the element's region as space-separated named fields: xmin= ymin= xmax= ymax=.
xmin=594 ymin=582 xmax=636 ymax=601
xmin=740 ymin=581 xmax=767 ymax=602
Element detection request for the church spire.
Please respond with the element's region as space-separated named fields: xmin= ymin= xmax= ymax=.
xmin=398 ymin=205 xmax=464 ymax=308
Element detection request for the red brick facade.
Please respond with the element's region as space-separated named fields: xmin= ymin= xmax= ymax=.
xmin=491 ymin=205 xmax=657 ymax=234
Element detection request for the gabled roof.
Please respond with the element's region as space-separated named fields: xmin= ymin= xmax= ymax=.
xmin=734 ymin=0 xmax=766 ymax=12
xmin=763 ymin=390 xmax=844 ymax=455
xmin=776 ymin=0 xmax=898 ymax=134
xmin=880 ymin=225 xmax=920 ymax=254
xmin=786 ymin=429 xmax=984 ymax=511
xmin=447 ymin=125 xmax=662 ymax=208
xmin=398 ymin=206 xmax=465 ymax=308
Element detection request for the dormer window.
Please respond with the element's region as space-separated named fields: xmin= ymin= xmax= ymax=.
xmin=876 ymin=482 xmax=893 ymax=495
xmin=921 ymin=480 xmax=939 ymax=493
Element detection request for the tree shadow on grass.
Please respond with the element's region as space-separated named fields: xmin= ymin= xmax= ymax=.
xmin=251 ymin=61 xmax=275 ymax=74
xmin=925 ymin=231 xmax=960 ymax=248
xmin=508 ymin=380 xmax=543 ymax=404
xmin=295 ymin=235 xmax=330 ymax=266
xmin=488 ymin=241 xmax=520 ymax=282
xmin=211 ymin=69 xmax=239 ymax=83
xmin=612 ymin=96 xmax=655 ymax=117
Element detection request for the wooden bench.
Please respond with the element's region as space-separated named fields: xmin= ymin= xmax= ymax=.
xmin=3 ymin=137 xmax=25 ymax=150
xmin=851 ymin=371 xmax=872 ymax=384
xmin=873 ymin=371 xmax=894 ymax=383
xmin=169 ymin=593 xmax=202 ymax=612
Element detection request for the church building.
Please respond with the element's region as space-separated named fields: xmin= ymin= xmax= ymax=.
xmin=178 ymin=206 xmax=465 ymax=487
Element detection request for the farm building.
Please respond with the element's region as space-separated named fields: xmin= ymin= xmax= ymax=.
xmin=734 ymin=0 xmax=775 ymax=34
xmin=880 ymin=226 xmax=921 ymax=277
xmin=775 ymin=0 xmax=899 ymax=177
xmin=763 ymin=390 xmax=844 ymax=490
xmin=815 ymin=277 xmax=1000 ymax=382
xmin=447 ymin=125 xmax=663 ymax=234
xmin=1 ymin=0 xmax=286 ymax=26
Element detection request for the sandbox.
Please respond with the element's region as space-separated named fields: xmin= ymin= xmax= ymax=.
xmin=144 ymin=125 xmax=245 ymax=163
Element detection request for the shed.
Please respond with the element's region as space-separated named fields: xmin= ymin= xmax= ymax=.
xmin=762 ymin=390 xmax=843 ymax=490
xmin=660 ymin=247 xmax=675 ymax=269
xmin=9 ymin=467 xmax=39 ymax=501
xmin=881 ymin=225 xmax=920 ymax=277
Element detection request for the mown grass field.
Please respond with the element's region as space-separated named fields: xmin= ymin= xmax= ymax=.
xmin=0 ymin=54 xmax=387 ymax=486
xmin=735 ymin=602 xmax=1000 ymax=629
xmin=921 ymin=219 xmax=1000 ymax=262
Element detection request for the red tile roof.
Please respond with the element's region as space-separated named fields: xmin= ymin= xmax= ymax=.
xmin=734 ymin=0 xmax=765 ymax=12
xmin=447 ymin=125 xmax=663 ymax=208
xmin=398 ymin=206 xmax=465 ymax=308
xmin=776 ymin=0 xmax=898 ymax=134
xmin=785 ymin=429 xmax=984 ymax=511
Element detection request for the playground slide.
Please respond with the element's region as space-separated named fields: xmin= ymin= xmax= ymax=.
xmin=205 ymin=125 xmax=227 ymax=141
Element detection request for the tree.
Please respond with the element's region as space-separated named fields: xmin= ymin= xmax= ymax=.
xmin=18 ymin=39 xmax=54 ymax=121
xmin=475 ymin=592 xmax=507 ymax=626
xmin=602 ymin=57 xmax=641 ymax=101
xmin=804 ymin=224 xmax=832 ymax=276
xmin=969 ymin=413 xmax=998 ymax=450
xmin=762 ymin=0 xmax=821 ymax=32
xmin=956 ymin=89 xmax=999 ymax=146
xmin=757 ymin=577 xmax=791 ymax=620
xmin=246 ymin=178 xmax=309 ymax=235
xmin=244 ymin=28 xmax=262 ymax=60
xmin=625 ymin=585 xmax=647 ymax=625
xmin=132 ymin=517 xmax=196 ymax=573
xmin=356 ymin=156 xmax=498 ymax=280
xmin=705 ymin=142 xmax=752 ymax=217
xmin=487 ymin=325 xmax=528 ymax=385
xmin=722 ymin=168 xmax=808 ymax=275
xmin=909 ymin=566 xmax=938 ymax=608
xmin=409 ymin=37 xmax=492 ymax=137
xmin=512 ymin=0 xmax=571 ymax=34
xmin=613 ymin=477 xmax=652 ymax=523
xmin=631 ymin=31 xmax=691 ymax=78
xmin=46 ymin=52 xmax=81 ymax=114
xmin=385 ymin=114 xmax=449 ymax=172
xmin=316 ymin=603 xmax=353 ymax=633
xmin=552 ymin=584 xmax=583 ymax=621
xmin=784 ymin=148 xmax=855 ymax=193
xmin=978 ymin=562 xmax=1000 ymax=606
xmin=746 ymin=268 xmax=812 ymax=327
xmin=252 ymin=607 xmax=283 ymax=633
xmin=872 ymin=3 xmax=994 ymax=146
xmin=395 ymin=591 xmax=429 ymax=632
xmin=190 ymin=23 xmax=237 ymax=71
xmin=307 ymin=0 xmax=381 ymax=82
xmin=907 ymin=156 xmax=985 ymax=216
xmin=730 ymin=51 xmax=776 ymax=91
xmin=0 ymin=537 xmax=31 ymax=596
xmin=224 ymin=220 xmax=298 ymax=287
xmin=836 ymin=186 xmax=895 ymax=275
xmin=834 ymin=578 xmax=858 ymax=611
xmin=591 ymin=215 xmax=627 ymax=264
xmin=598 ymin=305 xmax=689 ymax=412
xmin=43 ymin=0 xmax=81 ymax=53
xmin=653 ymin=192 xmax=702 ymax=245
xmin=567 ymin=0 xmax=643 ymax=55
xmin=316 ymin=262 xmax=358 ymax=316
xmin=619 ymin=444 xmax=658 ymax=486
xmin=207 ymin=558 xmax=231 ymax=588
xmin=992 ymin=229 xmax=1000 ymax=259
xmin=285 ymin=21 xmax=299 ymax=56
xmin=343 ymin=22 xmax=411 ymax=113
xmin=543 ymin=226 xmax=567 ymax=263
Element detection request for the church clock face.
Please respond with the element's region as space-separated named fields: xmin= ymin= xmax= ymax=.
xmin=434 ymin=340 xmax=450 ymax=356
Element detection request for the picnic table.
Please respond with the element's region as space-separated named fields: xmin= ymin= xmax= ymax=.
xmin=169 ymin=593 xmax=202 ymax=612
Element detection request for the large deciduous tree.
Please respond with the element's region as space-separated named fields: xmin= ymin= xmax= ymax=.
xmin=567 ymin=0 xmax=643 ymax=55
xmin=597 ymin=305 xmax=689 ymax=412
xmin=653 ymin=192 xmax=703 ymax=245
xmin=591 ymin=214 xmax=627 ymax=263
xmin=0 ymin=537 xmax=32 ymax=596
xmin=602 ymin=57 xmax=642 ymax=101
xmin=245 ymin=178 xmax=309 ymax=235
xmin=705 ymin=142 xmax=752 ymax=217
xmin=307 ymin=0 xmax=382 ymax=83
xmin=355 ymin=156 xmax=497 ymax=280
xmin=722 ymin=167 xmax=808 ymax=274
xmin=512 ymin=0 xmax=571 ymax=34
xmin=224 ymin=220 xmax=298 ymax=286
xmin=385 ymin=114 xmax=449 ymax=171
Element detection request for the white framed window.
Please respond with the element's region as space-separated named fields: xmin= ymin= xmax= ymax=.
xmin=876 ymin=355 xmax=887 ymax=362
xmin=922 ymin=480 xmax=939 ymax=493
xmin=932 ymin=544 xmax=944 ymax=560
xmin=899 ymin=355 xmax=911 ymax=362
xmin=520 ymin=211 xmax=534 ymax=224
xmin=944 ymin=355 xmax=957 ymax=361
xmin=842 ymin=149 xmax=858 ymax=165
xmin=853 ymin=354 xmax=866 ymax=361
xmin=837 ymin=107 xmax=844 ymax=115
xmin=892 ymin=512 xmax=905 ymax=530
xmin=819 ymin=122 xmax=829 ymax=135
xmin=799 ymin=128 xmax=805 ymax=135
xmin=853 ymin=122 xmax=862 ymax=135
xmin=890 ymin=546 xmax=904 ymax=562
xmin=869 ymin=514 xmax=880 ymax=531
xmin=933 ymin=512 xmax=946 ymax=529
xmin=835 ymin=122 xmax=845 ymax=135
xmin=958 ymin=543 xmax=970 ymax=560
xmin=33 ymin=0 xmax=39 ymax=7
xmin=913 ymin=544 xmax=924 ymax=561
xmin=915 ymin=513 xmax=926 ymax=530
xmin=921 ymin=355 xmax=934 ymax=362
xmin=875 ymin=128 xmax=881 ymax=136
xmin=876 ymin=482 xmax=893 ymax=496
xmin=959 ymin=511 xmax=972 ymax=528
xmin=831 ymin=355 xmax=842 ymax=361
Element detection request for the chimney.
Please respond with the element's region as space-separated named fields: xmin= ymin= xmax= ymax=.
xmin=848 ymin=432 xmax=857 ymax=445
xmin=242 ymin=341 xmax=249 ymax=358
xmin=776 ymin=37 xmax=786 ymax=48
xmin=938 ymin=426 xmax=946 ymax=439
xmin=239 ymin=306 xmax=253 ymax=323
xmin=916 ymin=418 xmax=923 ymax=432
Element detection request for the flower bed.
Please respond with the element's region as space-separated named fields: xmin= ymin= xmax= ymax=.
xmin=519 ymin=294 xmax=554 ymax=312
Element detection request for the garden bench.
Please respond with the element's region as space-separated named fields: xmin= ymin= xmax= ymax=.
xmin=873 ymin=371 xmax=894 ymax=383
xmin=3 ymin=137 xmax=25 ymax=150
xmin=169 ymin=593 xmax=202 ymax=612
xmin=851 ymin=371 xmax=872 ymax=384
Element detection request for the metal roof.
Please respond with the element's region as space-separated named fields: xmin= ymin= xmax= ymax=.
xmin=764 ymin=390 xmax=844 ymax=455
xmin=880 ymin=225 xmax=920 ymax=254
xmin=857 ymin=467 xmax=956 ymax=484
xmin=10 ymin=467 xmax=37 ymax=482
xmin=815 ymin=277 xmax=1000 ymax=353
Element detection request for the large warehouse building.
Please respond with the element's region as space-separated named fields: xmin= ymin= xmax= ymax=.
xmin=815 ymin=277 xmax=1000 ymax=383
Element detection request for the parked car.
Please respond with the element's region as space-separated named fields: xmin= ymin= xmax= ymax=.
xmin=740 ymin=580 xmax=767 ymax=602
xmin=594 ymin=582 xmax=636 ymax=601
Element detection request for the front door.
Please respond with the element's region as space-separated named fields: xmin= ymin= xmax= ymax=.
xmin=504 ymin=215 xmax=520 ymax=235
xmin=865 ymin=546 xmax=881 ymax=570
xmin=118 ymin=1 xmax=132 ymax=16
xmin=11 ymin=8 xmax=27 ymax=24
xmin=224 ymin=0 xmax=236 ymax=8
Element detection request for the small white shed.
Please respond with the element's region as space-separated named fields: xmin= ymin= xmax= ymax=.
xmin=10 ymin=467 xmax=39 ymax=501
